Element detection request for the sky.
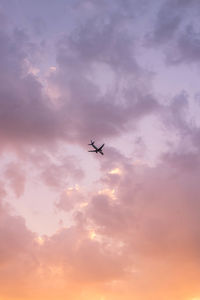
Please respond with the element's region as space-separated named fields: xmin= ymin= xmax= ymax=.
xmin=1 ymin=0 xmax=200 ymax=299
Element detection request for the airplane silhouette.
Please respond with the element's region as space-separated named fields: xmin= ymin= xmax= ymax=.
xmin=88 ymin=140 xmax=104 ymax=155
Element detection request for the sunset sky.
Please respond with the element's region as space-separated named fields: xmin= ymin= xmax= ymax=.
xmin=1 ymin=0 xmax=200 ymax=299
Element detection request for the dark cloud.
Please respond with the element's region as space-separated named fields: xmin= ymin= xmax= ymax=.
xmin=45 ymin=0 xmax=160 ymax=144
xmin=161 ymin=91 xmax=190 ymax=134
xmin=166 ymin=24 xmax=200 ymax=64
xmin=0 ymin=25 xmax=61 ymax=148
xmin=159 ymin=91 xmax=200 ymax=156
xmin=65 ymin=17 xmax=138 ymax=73
xmin=147 ymin=0 xmax=200 ymax=66
xmin=0 ymin=7 xmax=159 ymax=152
xmin=148 ymin=0 xmax=183 ymax=45
xmin=149 ymin=0 xmax=200 ymax=45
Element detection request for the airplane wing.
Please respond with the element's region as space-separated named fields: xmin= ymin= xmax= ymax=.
xmin=92 ymin=145 xmax=98 ymax=150
xmin=98 ymin=144 xmax=104 ymax=151
xmin=88 ymin=150 xmax=96 ymax=152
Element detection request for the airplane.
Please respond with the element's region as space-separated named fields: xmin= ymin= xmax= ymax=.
xmin=88 ymin=140 xmax=105 ymax=155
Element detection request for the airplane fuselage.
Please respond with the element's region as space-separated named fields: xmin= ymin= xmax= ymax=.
xmin=91 ymin=144 xmax=98 ymax=151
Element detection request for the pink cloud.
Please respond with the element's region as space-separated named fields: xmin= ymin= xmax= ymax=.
xmin=4 ymin=163 xmax=26 ymax=197
xmin=1 ymin=143 xmax=200 ymax=299
xmin=0 ymin=2 xmax=200 ymax=299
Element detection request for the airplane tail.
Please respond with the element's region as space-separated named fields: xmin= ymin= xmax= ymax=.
xmin=88 ymin=140 xmax=95 ymax=145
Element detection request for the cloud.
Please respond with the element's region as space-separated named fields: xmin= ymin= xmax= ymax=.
xmin=148 ymin=0 xmax=183 ymax=45
xmin=4 ymin=163 xmax=26 ymax=197
xmin=0 ymin=24 xmax=60 ymax=149
xmin=167 ymin=24 xmax=200 ymax=65
xmin=84 ymin=152 xmax=200 ymax=298
xmin=40 ymin=156 xmax=84 ymax=188
xmin=159 ymin=90 xmax=200 ymax=156
xmin=0 ymin=198 xmax=38 ymax=298
xmin=42 ymin=225 xmax=126 ymax=284
xmin=0 ymin=7 xmax=159 ymax=155
xmin=1 ymin=2 xmax=200 ymax=299
xmin=55 ymin=185 xmax=84 ymax=212
xmin=1 ymin=150 xmax=200 ymax=299
xmin=161 ymin=91 xmax=190 ymax=134
xmin=162 ymin=151 xmax=200 ymax=172
xmin=147 ymin=0 xmax=200 ymax=66
xmin=46 ymin=2 xmax=160 ymax=144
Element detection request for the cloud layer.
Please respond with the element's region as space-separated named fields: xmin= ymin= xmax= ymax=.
xmin=0 ymin=1 xmax=200 ymax=299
